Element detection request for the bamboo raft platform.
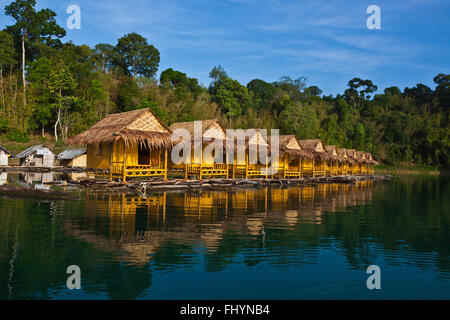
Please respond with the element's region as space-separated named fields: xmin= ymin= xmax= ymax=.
xmin=61 ymin=174 xmax=392 ymax=192
xmin=0 ymin=174 xmax=391 ymax=198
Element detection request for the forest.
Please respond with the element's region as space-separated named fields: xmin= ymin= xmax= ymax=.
xmin=0 ymin=0 xmax=448 ymax=167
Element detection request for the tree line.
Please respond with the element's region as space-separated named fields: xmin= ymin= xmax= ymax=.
xmin=0 ymin=0 xmax=448 ymax=167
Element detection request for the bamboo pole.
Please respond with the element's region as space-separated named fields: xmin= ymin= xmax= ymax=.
xmin=299 ymin=158 xmax=302 ymax=179
xmin=312 ymin=158 xmax=315 ymax=178
xmin=122 ymin=141 xmax=127 ymax=182
xmin=199 ymin=144 xmax=203 ymax=180
xmin=245 ymin=152 xmax=248 ymax=179
xmin=164 ymin=149 xmax=168 ymax=181
xmin=265 ymin=153 xmax=268 ymax=179
xmin=109 ymin=142 xmax=113 ymax=180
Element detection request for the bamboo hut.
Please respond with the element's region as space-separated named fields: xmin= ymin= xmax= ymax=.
xmin=0 ymin=145 xmax=15 ymax=166
xmin=364 ymin=152 xmax=378 ymax=174
xmin=276 ymin=135 xmax=313 ymax=178
xmin=168 ymin=119 xmax=229 ymax=179
xmin=336 ymin=148 xmax=351 ymax=175
xmin=231 ymin=129 xmax=269 ymax=178
xmin=356 ymin=151 xmax=368 ymax=174
xmin=324 ymin=145 xmax=341 ymax=176
xmin=298 ymin=139 xmax=329 ymax=177
xmin=346 ymin=149 xmax=360 ymax=174
xmin=68 ymin=108 xmax=172 ymax=181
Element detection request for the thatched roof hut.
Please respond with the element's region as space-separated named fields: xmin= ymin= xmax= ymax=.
xmin=346 ymin=149 xmax=360 ymax=163
xmin=234 ymin=129 xmax=268 ymax=146
xmin=298 ymin=139 xmax=329 ymax=160
xmin=337 ymin=148 xmax=355 ymax=164
xmin=169 ymin=119 xmax=226 ymax=140
xmin=325 ymin=145 xmax=341 ymax=161
xmin=365 ymin=152 xmax=379 ymax=165
xmin=356 ymin=151 xmax=369 ymax=163
xmin=68 ymin=108 xmax=172 ymax=148
xmin=278 ymin=135 xmax=313 ymax=159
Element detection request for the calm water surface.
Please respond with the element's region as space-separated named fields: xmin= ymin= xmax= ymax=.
xmin=0 ymin=175 xmax=449 ymax=299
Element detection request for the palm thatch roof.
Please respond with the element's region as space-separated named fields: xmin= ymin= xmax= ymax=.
xmin=337 ymin=148 xmax=355 ymax=164
xmin=169 ymin=119 xmax=226 ymax=140
xmin=346 ymin=149 xmax=361 ymax=163
xmin=325 ymin=145 xmax=341 ymax=161
xmin=68 ymin=108 xmax=172 ymax=149
xmin=356 ymin=151 xmax=370 ymax=164
xmin=298 ymin=139 xmax=329 ymax=160
xmin=233 ymin=129 xmax=268 ymax=146
xmin=364 ymin=152 xmax=380 ymax=165
xmin=277 ymin=135 xmax=313 ymax=159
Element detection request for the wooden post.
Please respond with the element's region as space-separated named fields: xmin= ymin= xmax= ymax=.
xmin=164 ymin=149 xmax=168 ymax=181
xmin=312 ymin=158 xmax=315 ymax=178
xmin=199 ymin=143 xmax=203 ymax=180
xmin=109 ymin=142 xmax=113 ymax=180
xmin=299 ymin=158 xmax=302 ymax=179
xmin=122 ymin=142 xmax=127 ymax=182
xmin=158 ymin=149 xmax=161 ymax=169
xmin=245 ymin=152 xmax=248 ymax=179
xmin=265 ymin=153 xmax=268 ymax=179
xmin=232 ymin=156 xmax=235 ymax=179
xmin=283 ymin=155 xmax=287 ymax=179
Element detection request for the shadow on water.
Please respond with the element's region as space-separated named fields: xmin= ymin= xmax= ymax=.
xmin=0 ymin=175 xmax=449 ymax=299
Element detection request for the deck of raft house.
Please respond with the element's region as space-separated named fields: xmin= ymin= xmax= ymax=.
xmin=63 ymin=108 xmax=379 ymax=183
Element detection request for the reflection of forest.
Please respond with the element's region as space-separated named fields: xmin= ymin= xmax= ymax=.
xmin=1 ymin=177 xmax=449 ymax=299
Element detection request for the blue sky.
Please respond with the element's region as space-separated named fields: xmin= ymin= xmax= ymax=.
xmin=1 ymin=0 xmax=448 ymax=95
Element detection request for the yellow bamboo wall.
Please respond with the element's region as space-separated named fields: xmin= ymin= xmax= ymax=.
xmin=87 ymin=140 xmax=162 ymax=169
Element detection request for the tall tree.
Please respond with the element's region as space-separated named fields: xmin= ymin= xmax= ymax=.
xmin=5 ymin=0 xmax=65 ymax=111
xmin=115 ymin=33 xmax=160 ymax=78
xmin=0 ymin=31 xmax=16 ymax=108
xmin=93 ymin=43 xmax=116 ymax=73
xmin=48 ymin=61 xmax=76 ymax=141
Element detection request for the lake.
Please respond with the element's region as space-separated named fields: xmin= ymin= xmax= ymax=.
xmin=0 ymin=174 xmax=449 ymax=299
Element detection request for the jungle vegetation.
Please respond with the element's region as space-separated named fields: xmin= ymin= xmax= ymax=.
xmin=0 ymin=0 xmax=448 ymax=167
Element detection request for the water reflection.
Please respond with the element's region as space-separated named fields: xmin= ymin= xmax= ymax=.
xmin=0 ymin=176 xmax=449 ymax=299
xmin=64 ymin=181 xmax=374 ymax=266
xmin=1 ymin=171 xmax=87 ymax=189
xmin=0 ymin=172 xmax=7 ymax=186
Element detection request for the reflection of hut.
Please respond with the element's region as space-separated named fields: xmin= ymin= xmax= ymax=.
xmin=298 ymin=139 xmax=329 ymax=177
xmin=0 ymin=145 xmax=15 ymax=166
xmin=0 ymin=172 xmax=7 ymax=185
xmin=22 ymin=172 xmax=54 ymax=190
xmin=276 ymin=135 xmax=313 ymax=178
xmin=57 ymin=149 xmax=86 ymax=167
xmin=68 ymin=108 xmax=172 ymax=182
xmin=16 ymin=145 xmax=54 ymax=167
xmin=324 ymin=145 xmax=340 ymax=176
xmin=169 ymin=119 xmax=228 ymax=179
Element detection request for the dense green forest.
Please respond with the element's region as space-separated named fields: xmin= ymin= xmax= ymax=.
xmin=0 ymin=0 xmax=448 ymax=167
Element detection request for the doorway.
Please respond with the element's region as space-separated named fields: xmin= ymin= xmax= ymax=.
xmin=138 ymin=144 xmax=150 ymax=165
